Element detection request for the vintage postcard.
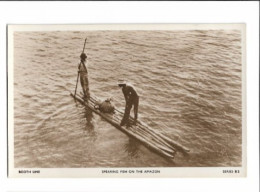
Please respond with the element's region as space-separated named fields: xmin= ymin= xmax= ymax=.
xmin=8 ymin=24 xmax=246 ymax=177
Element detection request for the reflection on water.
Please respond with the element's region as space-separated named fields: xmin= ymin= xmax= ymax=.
xmin=13 ymin=29 xmax=242 ymax=167
xmin=124 ymin=138 xmax=140 ymax=158
xmin=82 ymin=107 xmax=96 ymax=139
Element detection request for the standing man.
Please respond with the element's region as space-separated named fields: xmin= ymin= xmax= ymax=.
xmin=79 ymin=53 xmax=90 ymax=98
xmin=118 ymin=80 xmax=139 ymax=126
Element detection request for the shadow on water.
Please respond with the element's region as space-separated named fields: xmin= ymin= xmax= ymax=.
xmin=72 ymin=97 xmax=97 ymax=140
xmin=124 ymin=138 xmax=140 ymax=158
xmin=82 ymin=106 xmax=98 ymax=141
xmin=84 ymin=107 xmax=94 ymax=130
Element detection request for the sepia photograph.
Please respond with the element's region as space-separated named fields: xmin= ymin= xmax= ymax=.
xmin=8 ymin=24 xmax=246 ymax=177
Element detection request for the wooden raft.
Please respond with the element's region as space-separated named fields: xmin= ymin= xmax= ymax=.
xmin=70 ymin=92 xmax=189 ymax=160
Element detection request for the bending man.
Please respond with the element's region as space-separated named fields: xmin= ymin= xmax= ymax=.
xmin=79 ymin=53 xmax=90 ymax=98
xmin=118 ymin=80 xmax=139 ymax=126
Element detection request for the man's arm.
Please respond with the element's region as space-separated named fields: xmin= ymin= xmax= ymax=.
xmin=78 ymin=62 xmax=81 ymax=70
xmin=81 ymin=61 xmax=88 ymax=72
xmin=129 ymin=86 xmax=138 ymax=97
xmin=122 ymin=88 xmax=128 ymax=102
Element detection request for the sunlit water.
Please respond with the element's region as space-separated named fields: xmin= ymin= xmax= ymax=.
xmin=13 ymin=30 xmax=242 ymax=167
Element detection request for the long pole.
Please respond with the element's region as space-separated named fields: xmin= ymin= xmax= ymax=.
xmin=74 ymin=38 xmax=87 ymax=96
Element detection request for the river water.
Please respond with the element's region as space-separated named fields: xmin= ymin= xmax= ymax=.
xmin=13 ymin=29 xmax=242 ymax=167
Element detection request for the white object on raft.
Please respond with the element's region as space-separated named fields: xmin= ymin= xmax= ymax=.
xmin=94 ymin=98 xmax=115 ymax=113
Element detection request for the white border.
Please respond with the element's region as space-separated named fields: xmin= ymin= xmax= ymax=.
xmin=0 ymin=1 xmax=259 ymax=192
xmin=8 ymin=23 xmax=244 ymax=31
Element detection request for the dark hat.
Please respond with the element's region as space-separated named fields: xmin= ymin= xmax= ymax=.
xmin=80 ymin=53 xmax=87 ymax=59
